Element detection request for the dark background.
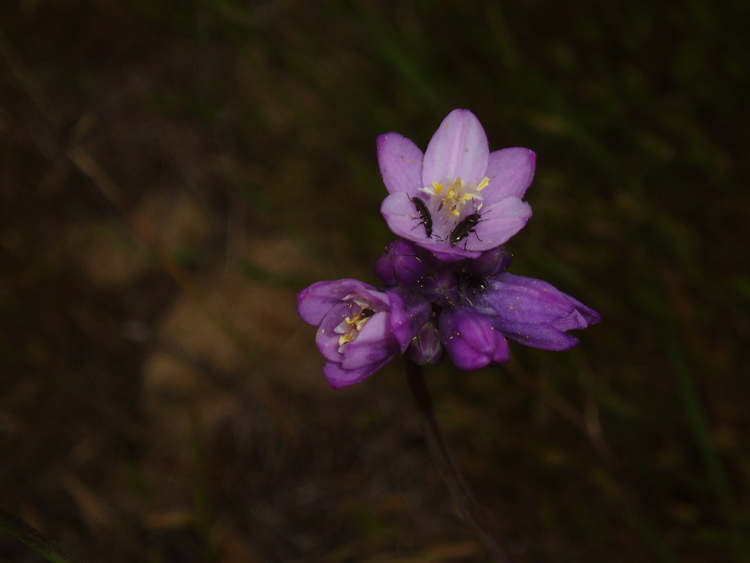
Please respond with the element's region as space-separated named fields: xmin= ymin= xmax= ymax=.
xmin=1 ymin=1 xmax=748 ymax=561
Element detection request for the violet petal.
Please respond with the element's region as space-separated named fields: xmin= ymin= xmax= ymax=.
xmin=471 ymin=198 xmax=533 ymax=250
xmin=483 ymin=148 xmax=537 ymax=204
xmin=316 ymin=303 xmax=353 ymax=362
xmin=298 ymin=279 xmax=389 ymax=326
xmin=324 ymin=356 xmax=393 ymax=389
xmin=440 ymin=307 xmax=509 ymax=371
xmin=388 ymin=288 xmax=430 ymax=352
xmin=380 ymin=191 xmax=425 ymax=244
xmin=493 ymin=320 xmax=580 ymax=351
xmin=482 ymin=273 xmax=600 ymax=350
xmin=340 ymin=312 xmax=396 ymax=370
xmin=377 ymin=133 xmax=424 ymax=195
xmin=375 ymin=238 xmax=426 ymax=286
xmin=423 ymin=109 xmax=489 ymax=186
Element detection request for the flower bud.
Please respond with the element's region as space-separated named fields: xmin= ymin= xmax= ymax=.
xmin=439 ymin=306 xmax=510 ymax=370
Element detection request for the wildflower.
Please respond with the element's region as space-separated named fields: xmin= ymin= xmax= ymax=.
xmin=439 ymin=306 xmax=510 ymax=370
xmin=298 ymin=109 xmax=600 ymax=388
xmin=471 ymin=273 xmax=602 ymax=351
xmin=379 ymin=109 xmax=535 ymax=260
xmin=297 ymin=279 xmax=404 ymax=388
xmin=374 ymin=239 xmax=426 ymax=286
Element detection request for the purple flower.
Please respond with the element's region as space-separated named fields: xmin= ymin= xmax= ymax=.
xmin=439 ymin=306 xmax=510 ymax=370
xmin=298 ymin=279 xmax=404 ymax=388
xmin=297 ymin=110 xmax=600 ymax=386
xmin=374 ymin=239 xmax=426 ymax=286
xmin=379 ymin=109 xmax=535 ymax=260
xmin=478 ymin=273 xmax=601 ymax=351
xmin=387 ymin=286 xmax=432 ymax=354
xmin=461 ymin=246 xmax=514 ymax=279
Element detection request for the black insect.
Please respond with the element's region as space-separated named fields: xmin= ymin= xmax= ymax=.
xmin=449 ymin=213 xmax=483 ymax=247
xmin=457 ymin=272 xmax=487 ymax=307
xmin=458 ymin=272 xmax=487 ymax=291
xmin=360 ymin=308 xmax=375 ymax=319
xmin=410 ymin=197 xmax=433 ymax=238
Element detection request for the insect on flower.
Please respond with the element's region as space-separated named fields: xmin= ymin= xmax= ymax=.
xmin=410 ymin=197 xmax=433 ymax=238
xmin=378 ymin=109 xmax=536 ymax=259
xmin=297 ymin=279 xmax=405 ymax=388
xmin=449 ymin=213 xmax=483 ymax=247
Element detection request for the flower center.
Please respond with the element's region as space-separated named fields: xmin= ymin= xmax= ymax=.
xmin=421 ymin=176 xmax=489 ymax=217
xmin=334 ymin=297 xmax=376 ymax=351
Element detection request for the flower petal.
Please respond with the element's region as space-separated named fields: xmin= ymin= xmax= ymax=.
xmin=324 ymin=356 xmax=393 ymax=389
xmin=381 ymin=191 xmax=428 ymax=243
xmin=380 ymin=194 xmax=485 ymax=260
xmin=375 ymin=239 xmax=426 ymax=286
xmin=423 ymin=109 xmax=489 ymax=186
xmin=340 ymin=312 xmax=396 ymax=370
xmin=470 ymin=198 xmax=532 ymax=251
xmin=387 ymin=288 xmax=430 ymax=352
xmin=315 ymin=303 xmax=351 ymax=362
xmin=481 ymin=273 xmax=601 ymax=350
xmin=297 ymin=280 xmax=347 ymax=326
xmin=485 ymin=274 xmax=597 ymax=325
xmin=483 ymin=148 xmax=536 ymax=204
xmin=493 ymin=320 xmax=580 ymax=351
xmin=377 ymin=133 xmax=424 ymax=195
xmin=439 ymin=307 xmax=509 ymax=370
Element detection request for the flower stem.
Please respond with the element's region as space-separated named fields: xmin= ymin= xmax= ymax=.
xmin=0 ymin=507 xmax=83 ymax=563
xmin=404 ymin=358 xmax=512 ymax=562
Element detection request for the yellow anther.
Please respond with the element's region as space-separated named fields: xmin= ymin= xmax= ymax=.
xmin=432 ymin=181 xmax=444 ymax=195
xmin=338 ymin=333 xmax=355 ymax=347
xmin=476 ymin=177 xmax=490 ymax=191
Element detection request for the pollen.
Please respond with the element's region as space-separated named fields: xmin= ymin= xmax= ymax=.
xmin=442 ymin=177 xmax=490 ymax=216
xmin=335 ymin=306 xmax=376 ymax=350
xmin=419 ymin=176 xmax=492 ymax=231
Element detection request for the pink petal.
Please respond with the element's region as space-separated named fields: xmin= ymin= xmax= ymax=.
xmin=471 ymin=198 xmax=533 ymax=250
xmin=377 ymin=133 xmax=424 ymax=195
xmin=423 ymin=109 xmax=489 ymax=186
xmin=483 ymin=148 xmax=536 ymax=204
xmin=380 ymin=191 xmax=425 ymax=242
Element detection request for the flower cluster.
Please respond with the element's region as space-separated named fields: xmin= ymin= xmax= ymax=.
xmin=298 ymin=109 xmax=600 ymax=388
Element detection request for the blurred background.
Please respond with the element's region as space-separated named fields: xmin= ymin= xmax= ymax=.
xmin=1 ymin=0 xmax=748 ymax=561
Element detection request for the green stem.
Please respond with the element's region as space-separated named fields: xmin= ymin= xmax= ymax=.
xmin=404 ymin=358 xmax=512 ymax=562
xmin=0 ymin=507 xmax=83 ymax=563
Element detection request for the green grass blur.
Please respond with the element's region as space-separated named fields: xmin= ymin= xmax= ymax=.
xmin=1 ymin=1 xmax=748 ymax=561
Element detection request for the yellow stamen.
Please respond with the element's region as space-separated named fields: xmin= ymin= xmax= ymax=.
xmin=476 ymin=177 xmax=490 ymax=191
xmin=337 ymin=308 xmax=374 ymax=348
xmin=338 ymin=333 xmax=355 ymax=347
xmin=432 ymin=181 xmax=444 ymax=195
